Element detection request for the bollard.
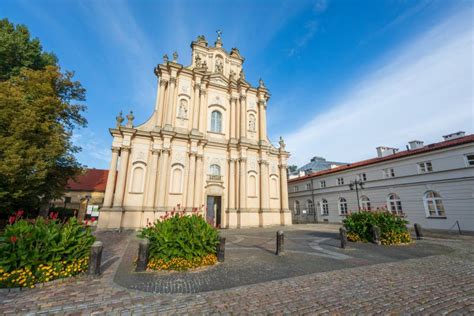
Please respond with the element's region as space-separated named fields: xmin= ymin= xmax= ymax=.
xmin=88 ymin=241 xmax=103 ymax=276
xmin=372 ymin=225 xmax=381 ymax=245
xmin=135 ymin=239 xmax=150 ymax=272
xmin=414 ymin=223 xmax=423 ymax=240
xmin=339 ymin=227 xmax=347 ymax=249
xmin=217 ymin=236 xmax=226 ymax=262
xmin=276 ymin=230 xmax=284 ymax=255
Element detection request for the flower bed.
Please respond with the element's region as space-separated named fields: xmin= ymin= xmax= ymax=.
xmin=343 ymin=210 xmax=411 ymax=245
xmin=138 ymin=208 xmax=219 ymax=271
xmin=0 ymin=211 xmax=95 ymax=288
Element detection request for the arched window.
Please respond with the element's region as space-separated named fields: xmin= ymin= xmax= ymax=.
xmin=294 ymin=200 xmax=300 ymax=215
xmin=209 ymin=164 xmax=221 ymax=175
xmin=360 ymin=196 xmax=371 ymax=211
xmin=130 ymin=165 xmax=145 ymax=193
xmin=170 ymin=165 xmax=184 ymax=194
xmin=248 ymin=114 xmax=256 ymax=132
xmin=210 ymin=110 xmax=222 ymax=133
xmin=321 ymin=199 xmax=329 ymax=216
xmin=270 ymin=176 xmax=278 ymax=198
xmin=424 ymin=191 xmax=446 ymax=217
xmin=307 ymin=199 xmax=314 ymax=214
xmin=248 ymin=173 xmax=257 ymax=197
xmin=339 ymin=198 xmax=348 ymax=215
xmin=387 ymin=193 xmax=403 ymax=215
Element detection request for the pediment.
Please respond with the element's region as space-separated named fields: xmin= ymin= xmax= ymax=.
xmin=209 ymin=74 xmax=229 ymax=87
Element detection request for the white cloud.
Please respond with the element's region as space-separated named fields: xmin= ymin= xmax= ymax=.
xmin=72 ymin=130 xmax=111 ymax=169
xmin=284 ymin=10 xmax=474 ymax=166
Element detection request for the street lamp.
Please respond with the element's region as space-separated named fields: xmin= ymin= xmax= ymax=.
xmin=349 ymin=179 xmax=364 ymax=211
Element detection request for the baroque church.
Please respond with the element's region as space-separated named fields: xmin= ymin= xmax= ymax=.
xmin=98 ymin=32 xmax=291 ymax=229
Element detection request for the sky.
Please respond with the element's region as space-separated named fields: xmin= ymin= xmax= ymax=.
xmin=2 ymin=0 xmax=473 ymax=168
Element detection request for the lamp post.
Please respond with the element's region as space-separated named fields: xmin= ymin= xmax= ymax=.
xmin=349 ymin=179 xmax=364 ymax=211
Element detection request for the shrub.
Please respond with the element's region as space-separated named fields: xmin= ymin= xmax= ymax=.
xmin=0 ymin=211 xmax=95 ymax=288
xmin=138 ymin=209 xmax=219 ymax=271
xmin=343 ymin=211 xmax=411 ymax=245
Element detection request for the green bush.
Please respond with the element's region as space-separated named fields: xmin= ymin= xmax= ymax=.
xmin=343 ymin=211 xmax=411 ymax=245
xmin=138 ymin=210 xmax=219 ymax=265
xmin=0 ymin=212 xmax=95 ymax=287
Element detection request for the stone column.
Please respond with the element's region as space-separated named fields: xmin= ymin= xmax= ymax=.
xmin=230 ymin=97 xmax=237 ymax=139
xmin=258 ymin=100 xmax=267 ymax=143
xmin=228 ymin=159 xmax=236 ymax=210
xmin=192 ymin=82 xmax=201 ymax=130
xmin=113 ymin=147 xmax=130 ymax=207
xmin=164 ymin=77 xmax=176 ymax=126
xmin=186 ymin=153 xmax=196 ymax=208
xmin=240 ymin=95 xmax=247 ymax=139
xmin=145 ymin=149 xmax=160 ymax=208
xmin=239 ymin=158 xmax=247 ymax=212
xmin=236 ymin=97 xmax=240 ymax=139
xmin=103 ymin=147 xmax=120 ymax=208
xmin=154 ymin=79 xmax=167 ymax=126
xmin=260 ymin=160 xmax=269 ymax=211
xmin=156 ymin=148 xmax=170 ymax=210
xmin=194 ymin=155 xmax=204 ymax=208
xmin=199 ymin=89 xmax=208 ymax=133
xmin=279 ymin=164 xmax=289 ymax=211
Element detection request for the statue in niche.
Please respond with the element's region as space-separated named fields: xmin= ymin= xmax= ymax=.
xmin=202 ymin=61 xmax=208 ymax=72
xmin=229 ymin=70 xmax=235 ymax=81
xmin=215 ymin=60 xmax=223 ymax=74
xmin=195 ymin=54 xmax=202 ymax=68
xmin=239 ymin=69 xmax=245 ymax=81
xmin=249 ymin=115 xmax=256 ymax=132
xmin=177 ymin=99 xmax=188 ymax=119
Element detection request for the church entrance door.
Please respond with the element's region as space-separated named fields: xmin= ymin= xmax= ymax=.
xmin=206 ymin=195 xmax=221 ymax=228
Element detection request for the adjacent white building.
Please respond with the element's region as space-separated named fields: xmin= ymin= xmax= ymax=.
xmin=288 ymin=132 xmax=474 ymax=232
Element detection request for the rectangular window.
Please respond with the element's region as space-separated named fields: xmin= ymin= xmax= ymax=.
xmin=64 ymin=196 xmax=71 ymax=204
xmin=358 ymin=173 xmax=367 ymax=181
xmin=320 ymin=180 xmax=326 ymax=188
xmin=306 ymin=183 xmax=312 ymax=190
xmin=465 ymin=154 xmax=474 ymax=166
xmin=294 ymin=186 xmax=299 ymax=192
xmin=337 ymin=177 xmax=344 ymax=185
xmin=383 ymin=168 xmax=395 ymax=178
xmin=418 ymin=161 xmax=433 ymax=173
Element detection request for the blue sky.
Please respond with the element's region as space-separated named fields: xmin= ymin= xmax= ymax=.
xmin=2 ymin=0 xmax=473 ymax=168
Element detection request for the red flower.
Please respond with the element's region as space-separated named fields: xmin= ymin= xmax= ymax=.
xmin=16 ymin=210 xmax=24 ymax=219
xmin=10 ymin=236 xmax=17 ymax=243
xmin=90 ymin=217 xmax=96 ymax=223
xmin=9 ymin=216 xmax=16 ymax=225
xmin=49 ymin=212 xmax=58 ymax=220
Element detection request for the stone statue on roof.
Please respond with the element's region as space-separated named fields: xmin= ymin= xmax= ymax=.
xmin=279 ymin=136 xmax=286 ymax=151
xmin=116 ymin=111 xmax=124 ymax=128
xmin=172 ymin=51 xmax=178 ymax=63
xmin=126 ymin=111 xmax=134 ymax=128
xmin=163 ymin=54 xmax=169 ymax=63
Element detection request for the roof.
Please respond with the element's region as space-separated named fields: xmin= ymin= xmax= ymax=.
xmin=288 ymin=134 xmax=474 ymax=183
xmin=295 ymin=156 xmax=347 ymax=174
xmin=66 ymin=169 xmax=109 ymax=192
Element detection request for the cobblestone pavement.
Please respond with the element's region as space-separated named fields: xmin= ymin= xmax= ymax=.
xmin=0 ymin=226 xmax=473 ymax=314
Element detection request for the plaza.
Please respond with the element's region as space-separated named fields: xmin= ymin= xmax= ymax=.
xmin=1 ymin=225 xmax=473 ymax=314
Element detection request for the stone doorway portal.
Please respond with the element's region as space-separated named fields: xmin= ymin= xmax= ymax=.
xmin=206 ymin=195 xmax=221 ymax=228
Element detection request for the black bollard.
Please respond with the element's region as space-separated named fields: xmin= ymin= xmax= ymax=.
xmin=217 ymin=236 xmax=226 ymax=262
xmin=414 ymin=223 xmax=423 ymax=240
xmin=88 ymin=241 xmax=103 ymax=276
xmin=372 ymin=225 xmax=381 ymax=245
xmin=276 ymin=230 xmax=284 ymax=255
xmin=339 ymin=227 xmax=347 ymax=249
xmin=135 ymin=239 xmax=150 ymax=272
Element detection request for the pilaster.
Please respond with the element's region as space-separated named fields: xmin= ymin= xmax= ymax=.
xmin=103 ymin=147 xmax=120 ymax=208
xmin=112 ymin=146 xmax=131 ymax=208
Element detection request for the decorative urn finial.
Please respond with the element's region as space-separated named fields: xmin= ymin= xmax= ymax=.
xmin=215 ymin=29 xmax=223 ymax=47
xmin=258 ymin=78 xmax=266 ymax=88
xmin=279 ymin=136 xmax=286 ymax=151
xmin=116 ymin=111 xmax=124 ymax=128
xmin=172 ymin=51 xmax=178 ymax=63
xmin=163 ymin=54 xmax=169 ymax=63
xmin=126 ymin=110 xmax=135 ymax=128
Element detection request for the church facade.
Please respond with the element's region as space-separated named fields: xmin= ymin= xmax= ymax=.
xmin=98 ymin=33 xmax=291 ymax=229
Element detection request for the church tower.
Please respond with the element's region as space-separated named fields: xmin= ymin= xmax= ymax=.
xmin=98 ymin=32 xmax=291 ymax=229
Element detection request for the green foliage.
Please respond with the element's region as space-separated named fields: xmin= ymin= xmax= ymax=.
xmin=0 ymin=217 xmax=95 ymax=272
xmin=0 ymin=18 xmax=57 ymax=81
xmin=0 ymin=19 xmax=87 ymax=212
xmin=138 ymin=212 xmax=219 ymax=262
xmin=343 ymin=211 xmax=410 ymax=244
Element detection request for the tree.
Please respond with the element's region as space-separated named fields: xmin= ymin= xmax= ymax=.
xmin=288 ymin=165 xmax=298 ymax=173
xmin=0 ymin=19 xmax=87 ymax=213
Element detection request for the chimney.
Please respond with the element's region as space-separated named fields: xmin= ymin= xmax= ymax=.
xmin=376 ymin=146 xmax=399 ymax=158
xmin=443 ymin=131 xmax=465 ymax=141
xmin=408 ymin=140 xmax=424 ymax=150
